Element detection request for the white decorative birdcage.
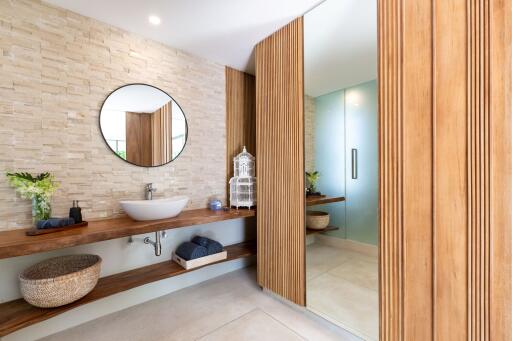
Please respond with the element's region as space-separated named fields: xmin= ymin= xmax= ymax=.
xmin=229 ymin=146 xmax=256 ymax=209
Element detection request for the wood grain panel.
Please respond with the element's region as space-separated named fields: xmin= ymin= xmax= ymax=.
xmin=255 ymin=18 xmax=305 ymax=306
xmin=401 ymin=0 xmax=434 ymax=339
xmin=126 ymin=112 xmax=152 ymax=167
xmin=434 ymin=0 xmax=468 ymax=339
xmin=225 ymin=67 xmax=256 ymax=188
xmin=490 ymin=0 xmax=512 ymax=339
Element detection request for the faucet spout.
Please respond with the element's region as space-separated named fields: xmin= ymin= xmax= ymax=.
xmin=145 ymin=183 xmax=157 ymax=200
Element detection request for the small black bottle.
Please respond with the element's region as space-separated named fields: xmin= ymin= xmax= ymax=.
xmin=69 ymin=200 xmax=83 ymax=224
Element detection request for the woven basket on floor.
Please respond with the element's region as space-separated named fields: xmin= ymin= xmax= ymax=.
xmin=19 ymin=254 xmax=102 ymax=308
xmin=306 ymin=211 xmax=330 ymax=230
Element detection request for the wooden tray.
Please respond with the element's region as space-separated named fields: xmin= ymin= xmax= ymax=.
xmin=25 ymin=221 xmax=89 ymax=236
xmin=172 ymin=250 xmax=228 ymax=270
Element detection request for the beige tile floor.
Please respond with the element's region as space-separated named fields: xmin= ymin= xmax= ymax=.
xmin=307 ymin=242 xmax=379 ymax=341
xmin=41 ymin=267 xmax=361 ymax=341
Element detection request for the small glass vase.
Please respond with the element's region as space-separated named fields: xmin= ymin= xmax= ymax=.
xmin=32 ymin=195 xmax=51 ymax=223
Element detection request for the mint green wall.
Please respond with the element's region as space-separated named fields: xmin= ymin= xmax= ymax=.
xmin=313 ymin=91 xmax=346 ymax=238
xmin=312 ymin=79 xmax=378 ymax=245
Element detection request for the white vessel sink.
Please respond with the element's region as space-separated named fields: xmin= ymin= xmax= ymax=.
xmin=120 ymin=196 xmax=189 ymax=221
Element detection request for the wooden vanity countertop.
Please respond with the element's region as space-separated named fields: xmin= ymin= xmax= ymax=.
xmin=0 ymin=208 xmax=255 ymax=259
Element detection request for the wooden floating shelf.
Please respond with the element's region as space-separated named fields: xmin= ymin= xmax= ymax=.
xmin=306 ymin=226 xmax=340 ymax=235
xmin=306 ymin=196 xmax=345 ymax=206
xmin=0 ymin=241 xmax=256 ymax=337
xmin=0 ymin=208 xmax=255 ymax=259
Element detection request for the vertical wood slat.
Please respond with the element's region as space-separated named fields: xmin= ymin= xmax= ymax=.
xmin=401 ymin=0 xmax=434 ymax=339
xmin=433 ymin=0 xmax=469 ymax=339
xmin=255 ymin=18 xmax=305 ymax=306
xmin=151 ymin=102 xmax=172 ymax=165
xmin=490 ymin=0 xmax=512 ymax=339
xmin=378 ymin=0 xmax=407 ymax=339
xmin=225 ymin=66 xmax=256 ymax=192
xmin=468 ymin=1 xmax=491 ymax=340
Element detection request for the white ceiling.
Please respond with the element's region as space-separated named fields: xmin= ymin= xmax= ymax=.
xmin=44 ymin=0 xmax=325 ymax=74
xmin=304 ymin=0 xmax=377 ymax=97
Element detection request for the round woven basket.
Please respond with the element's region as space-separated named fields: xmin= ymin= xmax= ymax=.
xmin=306 ymin=211 xmax=330 ymax=230
xmin=19 ymin=254 xmax=102 ymax=308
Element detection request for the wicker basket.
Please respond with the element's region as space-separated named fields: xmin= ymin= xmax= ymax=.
xmin=19 ymin=254 xmax=102 ymax=308
xmin=306 ymin=211 xmax=330 ymax=230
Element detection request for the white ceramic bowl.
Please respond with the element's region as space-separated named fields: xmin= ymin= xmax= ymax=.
xmin=120 ymin=196 xmax=189 ymax=221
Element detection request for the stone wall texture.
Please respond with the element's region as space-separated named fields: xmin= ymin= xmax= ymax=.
xmin=304 ymin=95 xmax=316 ymax=172
xmin=0 ymin=0 xmax=227 ymax=230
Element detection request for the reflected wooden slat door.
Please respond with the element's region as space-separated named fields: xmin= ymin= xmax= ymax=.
xmin=126 ymin=112 xmax=152 ymax=167
xmin=255 ymin=18 xmax=305 ymax=306
xmin=225 ymin=66 xmax=256 ymax=191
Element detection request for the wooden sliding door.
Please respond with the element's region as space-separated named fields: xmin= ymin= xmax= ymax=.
xmin=379 ymin=0 xmax=511 ymax=339
xmin=254 ymin=1 xmax=510 ymax=336
xmin=255 ymin=18 xmax=305 ymax=305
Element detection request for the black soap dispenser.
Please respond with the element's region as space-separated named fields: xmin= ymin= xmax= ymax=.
xmin=69 ymin=200 xmax=83 ymax=224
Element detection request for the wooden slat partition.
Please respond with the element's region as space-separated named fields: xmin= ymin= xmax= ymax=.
xmin=255 ymin=18 xmax=305 ymax=305
xmin=379 ymin=0 xmax=434 ymax=339
xmin=225 ymin=66 xmax=256 ymax=188
xmin=378 ymin=0 xmax=511 ymax=338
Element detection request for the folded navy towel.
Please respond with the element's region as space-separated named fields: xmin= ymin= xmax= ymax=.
xmin=191 ymin=236 xmax=224 ymax=255
xmin=191 ymin=236 xmax=209 ymax=247
xmin=175 ymin=242 xmax=208 ymax=261
xmin=36 ymin=217 xmax=75 ymax=229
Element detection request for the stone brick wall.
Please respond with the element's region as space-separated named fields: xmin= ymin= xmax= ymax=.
xmin=0 ymin=0 xmax=227 ymax=230
xmin=304 ymin=95 xmax=316 ymax=172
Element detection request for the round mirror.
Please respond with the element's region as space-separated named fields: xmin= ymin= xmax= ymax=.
xmin=99 ymin=84 xmax=188 ymax=167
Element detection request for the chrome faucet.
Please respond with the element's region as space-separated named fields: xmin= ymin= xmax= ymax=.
xmin=128 ymin=183 xmax=166 ymax=254
xmin=145 ymin=183 xmax=157 ymax=200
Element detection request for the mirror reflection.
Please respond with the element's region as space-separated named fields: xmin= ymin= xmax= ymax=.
xmin=304 ymin=0 xmax=378 ymax=339
xmin=100 ymin=84 xmax=188 ymax=167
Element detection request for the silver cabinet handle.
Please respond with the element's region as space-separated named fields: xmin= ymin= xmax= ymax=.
xmin=351 ymin=148 xmax=358 ymax=179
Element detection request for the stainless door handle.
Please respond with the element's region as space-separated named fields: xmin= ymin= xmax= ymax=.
xmin=351 ymin=148 xmax=358 ymax=179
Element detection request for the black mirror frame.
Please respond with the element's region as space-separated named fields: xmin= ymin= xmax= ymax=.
xmin=98 ymin=83 xmax=189 ymax=168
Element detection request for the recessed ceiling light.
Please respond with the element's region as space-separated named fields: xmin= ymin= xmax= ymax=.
xmin=148 ymin=15 xmax=161 ymax=26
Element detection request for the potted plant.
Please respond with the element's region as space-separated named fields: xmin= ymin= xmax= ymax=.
xmin=306 ymin=171 xmax=321 ymax=196
xmin=6 ymin=172 xmax=59 ymax=223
